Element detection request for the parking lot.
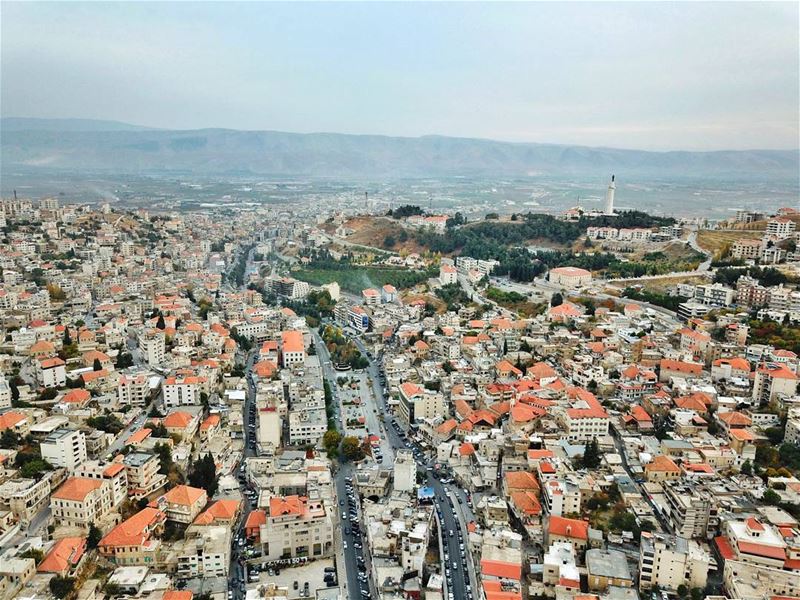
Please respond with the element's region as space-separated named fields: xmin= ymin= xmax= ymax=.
xmin=248 ymin=558 xmax=337 ymax=598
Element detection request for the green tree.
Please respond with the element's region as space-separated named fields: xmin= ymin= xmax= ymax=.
xmin=550 ymin=292 xmax=563 ymax=307
xmin=93 ymin=358 xmax=103 ymax=371
xmin=0 ymin=429 xmax=20 ymax=449
xmin=763 ymin=489 xmax=781 ymax=505
xmin=323 ymin=429 xmax=343 ymax=456
xmin=582 ymin=438 xmax=601 ymax=469
xmin=156 ymin=314 xmax=166 ymax=330
xmin=63 ymin=327 xmax=72 ymax=347
xmin=49 ymin=576 xmax=75 ymax=599
xmin=188 ymin=453 xmax=218 ymax=498
xmin=341 ymin=436 xmax=364 ymax=462
xmin=87 ymin=523 xmax=103 ymax=549
xmin=741 ymin=459 xmax=753 ymax=476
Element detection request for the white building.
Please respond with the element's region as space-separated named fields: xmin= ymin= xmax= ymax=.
xmin=393 ymin=450 xmax=416 ymax=492
xmin=439 ymin=264 xmax=458 ymax=286
xmin=163 ymin=376 xmax=203 ymax=408
xmin=0 ymin=377 xmax=11 ymax=409
xmin=41 ymin=428 xmax=87 ymax=472
xmin=138 ymin=329 xmax=165 ymax=367
xmin=118 ymin=373 xmax=151 ymax=406
xmin=37 ymin=357 xmax=66 ymax=388
xmin=638 ymin=532 xmax=710 ymax=592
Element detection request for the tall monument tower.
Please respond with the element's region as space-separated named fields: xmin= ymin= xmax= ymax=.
xmin=604 ymin=175 xmax=616 ymax=216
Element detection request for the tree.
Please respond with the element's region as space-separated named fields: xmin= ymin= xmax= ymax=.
xmin=63 ymin=327 xmax=72 ymax=346
xmin=0 ymin=429 xmax=20 ymax=449
xmin=550 ymin=292 xmax=563 ymax=307
xmin=87 ymin=523 xmax=102 ymax=549
xmin=156 ymin=314 xmax=166 ymax=330
xmin=49 ymin=576 xmax=75 ymax=599
xmin=763 ymin=489 xmax=781 ymax=505
xmin=188 ymin=453 xmax=218 ymax=498
xmin=93 ymin=358 xmax=103 ymax=371
xmin=741 ymin=459 xmax=753 ymax=476
xmin=323 ymin=429 xmax=342 ymax=456
xmin=116 ymin=353 xmax=134 ymax=369
xmin=341 ymin=436 xmax=364 ymax=462
xmin=582 ymin=438 xmax=601 ymax=469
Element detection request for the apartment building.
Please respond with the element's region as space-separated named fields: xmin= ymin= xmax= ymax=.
xmin=37 ymin=357 xmax=66 ymax=388
xmin=124 ymin=452 xmax=167 ymax=500
xmin=50 ymin=476 xmax=113 ymax=529
xmin=75 ymin=460 xmax=128 ymax=508
xmin=260 ymin=495 xmax=333 ymax=561
xmin=393 ymin=450 xmax=416 ymax=492
xmin=0 ymin=378 xmax=11 ymax=410
xmin=662 ymin=482 xmax=717 ymax=539
xmin=752 ymin=362 xmax=799 ymax=405
xmin=731 ymin=239 xmax=763 ymax=261
xmin=280 ymin=330 xmax=306 ymax=368
xmin=118 ymin=373 xmax=151 ymax=406
xmin=638 ymin=532 xmax=710 ymax=592
xmin=0 ymin=477 xmax=51 ymax=525
xmin=40 ymin=428 xmax=87 ymax=472
xmin=175 ymin=525 xmax=231 ymax=578
xmin=138 ymin=328 xmax=166 ymax=367
xmin=766 ymin=217 xmax=796 ymax=238
xmin=163 ymin=376 xmax=203 ymax=408
xmin=396 ymin=382 xmax=445 ymax=429
xmin=542 ymin=479 xmax=581 ymax=517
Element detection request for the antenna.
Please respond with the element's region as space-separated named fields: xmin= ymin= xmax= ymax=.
xmin=13 ymin=190 xmax=17 ymax=201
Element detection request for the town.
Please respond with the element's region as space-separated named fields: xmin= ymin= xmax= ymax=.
xmin=0 ymin=189 xmax=798 ymax=600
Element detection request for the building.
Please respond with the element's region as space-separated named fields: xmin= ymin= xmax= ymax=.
xmin=396 ymin=382 xmax=445 ymax=429
xmin=393 ymin=450 xmax=416 ymax=492
xmin=0 ymin=378 xmax=11 ymax=410
xmin=260 ymin=495 xmax=333 ymax=561
xmin=138 ymin=329 xmax=166 ymax=367
xmin=563 ymin=393 xmax=609 ymax=443
xmin=361 ymin=288 xmax=380 ymax=306
xmin=99 ymin=507 xmax=166 ymax=565
xmin=41 ymin=428 xmax=87 ymax=472
xmin=766 ymin=218 xmax=796 ymax=239
xmin=547 ymin=515 xmax=590 ymax=551
xmin=124 ymin=452 xmax=167 ymax=500
xmin=281 ymin=330 xmax=306 ymax=368
xmin=266 ymin=276 xmax=309 ymax=300
xmin=752 ymin=362 xmax=798 ymax=405
xmin=50 ymin=476 xmax=113 ymax=529
xmin=0 ymin=477 xmax=51 ymax=525
xmin=662 ymin=482 xmax=716 ymax=539
xmin=175 ymin=524 xmax=231 ymax=578
xmin=75 ymin=461 xmax=128 ymax=508
xmin=37 ymin=536 xmax=87 ymax=578
xmin=37 ymin=357 xmax=66 ymax=388
xmin=439 ymin=264 xmax=458 ymax=286
xmin=118 ymin=373 xmax=151 ymax=406
xmin=604 ymin=175 xmax=616 ymax=215
xmin=163 ymin=376 xmax=203 ymax=408
xmin=155 ymin=485 xmax=208 ymax=524
xmin=549 ymin=266 xmax=592 ymax=289
xmin=638 ymin=532 xmax=710 ymax=592
xmin=586 ymin=549 xmax=633 ymax=591
xmin=542 ymin=479 xmax=581 ymax=517
xmin=731 ymin=239 xmax=763 ymax=261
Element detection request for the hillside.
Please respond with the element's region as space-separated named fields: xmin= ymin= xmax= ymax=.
xmin=2 ymin=118 xmax=797 ymax=179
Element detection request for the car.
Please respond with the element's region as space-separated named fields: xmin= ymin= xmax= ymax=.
xmin=293 ymin=581 xmax=299 ymax=590
xmin=343 ymin=541 xmax=348 ymax=549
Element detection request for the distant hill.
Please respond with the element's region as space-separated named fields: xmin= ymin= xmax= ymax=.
xmin=1 ymin=117 xmax=156 ymax=132
xmin=1 ymin=118 xmax=797 ymax=179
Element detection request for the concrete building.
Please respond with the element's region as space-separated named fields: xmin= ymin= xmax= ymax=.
xmin=638 ymin=532 xmax=710 ymax=592
xmin=752 ymin=362 xmax=798 ymax=405
xmin=280 ymin=330 xmax=306 ymax=368
xmin=138 ymin=329 xmax=166 ymax=367
xmin=260 ymin=495 xmax=333 ymax=561
xmin=41 ymin=428 xmax=88 ymax=472
xmin=586 ymin=549 xmax=633 ymax=591
xmin=393 ymin=450 xmax=416 ymax=492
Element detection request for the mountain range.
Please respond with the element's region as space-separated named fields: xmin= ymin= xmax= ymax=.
xmin=2 ymin=118 xmax=797 ymax=179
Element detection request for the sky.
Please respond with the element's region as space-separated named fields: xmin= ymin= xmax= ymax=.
xmin=1 ymin=2 xmax=798 ymax=151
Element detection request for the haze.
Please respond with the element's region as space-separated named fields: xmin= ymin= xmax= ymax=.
xmin=1 ymin=1 xmax=798 ymax=151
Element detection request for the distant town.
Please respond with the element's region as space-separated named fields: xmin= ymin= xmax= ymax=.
xmin=0 ymin=185 xmax=798 ymax=600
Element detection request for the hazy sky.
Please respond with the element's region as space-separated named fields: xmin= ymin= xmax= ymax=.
xmin=2 ymin=2 xmax=798 ymax=151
